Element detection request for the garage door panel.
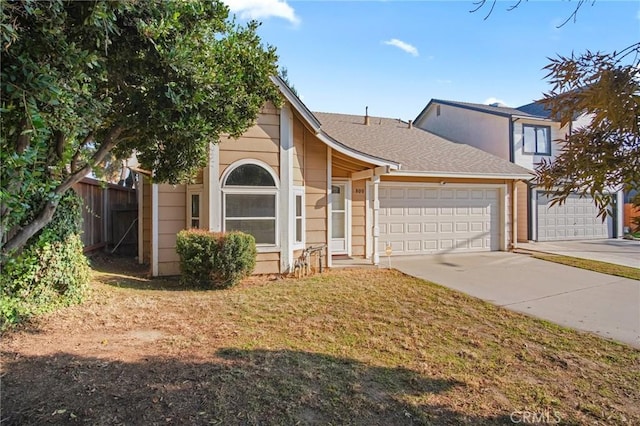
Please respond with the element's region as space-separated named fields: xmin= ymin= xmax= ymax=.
xmin=424 ymin=189 xmax=438 ymax=199
xmin=456 ymin=222 xmax=469 ymax=232
xmin=407 ymin=223 xmax=421 ymax=233
xmin=379 ymin=185 xmax=501 ymax=255
xmin=406 ymin=240 xmax=421 ymax=251
xmin=423 ymin=223 xmax=437 ymax=233
xmin=456 ymin=190 xmax=470 ymax=199
xmin=537 ymin=192 xmax=611 ymax=241
xmin=423 ymin=240 xmax=438 ymax=250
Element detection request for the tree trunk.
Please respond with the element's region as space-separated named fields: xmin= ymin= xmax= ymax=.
xmin=1 ymin=125 xmax=124 ymax=259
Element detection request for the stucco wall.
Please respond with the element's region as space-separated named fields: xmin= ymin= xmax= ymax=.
xmin=512 ymin=119 xmax=565 ymax=171
xmin=416 ymin=104 xmax=510 ymax=160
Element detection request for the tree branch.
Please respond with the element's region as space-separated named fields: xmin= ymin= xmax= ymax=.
xmin=15 ymin=118 xmax=31 ymax=154
xmin=1 ymin=125 xmax=124 ymax=257
xmin=70 ymin=131 xmax=95 ymax=173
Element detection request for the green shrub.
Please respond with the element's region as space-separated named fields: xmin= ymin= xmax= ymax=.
xmin=1 ymin=191 xmax=90 ymax=329
xmin=176 ymin=229 xmax=256 ymax=289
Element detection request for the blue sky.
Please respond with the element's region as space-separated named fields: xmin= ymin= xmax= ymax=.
xmin=224 ymin=0 xmax=640 ymax=121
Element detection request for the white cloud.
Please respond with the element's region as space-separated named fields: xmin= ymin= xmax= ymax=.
xmin=224 ymin=0 xmax=300 ymax=25
xmin=383 ymin=39 xmax=419 ymax=57
xmin=484 ymin=97 xmax=509 ymax=107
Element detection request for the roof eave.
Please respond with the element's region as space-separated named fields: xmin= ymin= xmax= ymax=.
xmin=387 ymin=170 xmax=533 ymax=181
xmin=315 ymin=132 xmax=400 ymax=170
xmin=270 ymin=76 xmax=400 ymax=170
xmin=270 ymin=75 xmax=321 ymax=132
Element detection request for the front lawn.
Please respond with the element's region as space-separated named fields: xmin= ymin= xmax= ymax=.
xmin=1 ymin=261 xmax=638 ymax=425
xmin=532 ymin=253 xmax=640 ymax=281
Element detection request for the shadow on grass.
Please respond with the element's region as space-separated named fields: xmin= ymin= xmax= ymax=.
xmin=1 ymin=348 xmax=522 ymax=425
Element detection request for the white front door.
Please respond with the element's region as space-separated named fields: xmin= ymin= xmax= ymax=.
xmin=331 ymin=183 xmax=349 ymax=254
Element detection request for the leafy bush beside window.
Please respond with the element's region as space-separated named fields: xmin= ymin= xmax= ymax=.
xmin=176 ymin=229 xmax=256 ymax=289
xmin=0 ymin=191 xmax=90 ymax=329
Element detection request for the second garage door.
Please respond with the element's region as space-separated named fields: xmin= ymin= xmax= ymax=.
xmin=378 ymin=185 xmax=501 ymax=255
xmin=537 ymin=192 xmax=611 ymax=241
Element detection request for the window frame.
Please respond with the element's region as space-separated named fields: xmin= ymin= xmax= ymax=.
xmin=522 ymin=124 xmax=552 ymax=156
xmin=221 ymin=160 xmax=279 ymax=250
xmin=186 ymin=185 xmax=203 ymax=229
xmin=292 ymin=186 xmax=305 ymax=249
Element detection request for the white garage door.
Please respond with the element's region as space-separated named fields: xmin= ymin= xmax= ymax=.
xmin=537 ymin=192 xmax=611 ymax=241
xmin=378 ymin=185 xmax=501 ymax=255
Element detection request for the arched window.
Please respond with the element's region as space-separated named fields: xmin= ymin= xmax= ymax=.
xmin=222 ymin=161 xmax=278 ymax=246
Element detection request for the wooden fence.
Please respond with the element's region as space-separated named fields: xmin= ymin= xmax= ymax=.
xmin=72 ymin=178 xmax=137 ymax=254
xmin=624 ymin=203 xmax=640 ymax=232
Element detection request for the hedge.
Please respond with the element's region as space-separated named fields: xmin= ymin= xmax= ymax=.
xmin=1 ymin=191 xmax=90 ymax=329
xmin=176 ymin=229 xmax=256 ymax=289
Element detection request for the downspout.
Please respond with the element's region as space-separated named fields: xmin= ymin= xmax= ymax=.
xmin=508 ymin=117 xmax=516 ymax=163
xmin=512 ymin=180 xmax=518 ymax=249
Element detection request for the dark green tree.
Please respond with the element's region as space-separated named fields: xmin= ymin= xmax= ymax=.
xmin=1 ymin=0 xmax=280 ymax=258
xmin=535 ymin=44 xmax=640 ymax=216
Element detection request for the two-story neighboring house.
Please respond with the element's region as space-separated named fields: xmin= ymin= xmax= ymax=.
xmin=414 ymin=99 xmax=624 ymax=242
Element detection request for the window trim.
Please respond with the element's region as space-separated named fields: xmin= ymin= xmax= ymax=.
xmin=292 ymin=186 xmax=305 ymax=249
xmin=522 ymin=124 xmax=551 ymax=156
xmin=221 ymin=160 xmax=280 ymax=249
xmin=186 ymin=184 xmax=203 ymax=229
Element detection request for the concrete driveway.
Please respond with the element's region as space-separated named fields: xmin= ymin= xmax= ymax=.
xmin=392 ymin=252 xmax=640 ymax=348
xmin=517 ymin=239 xmax=640 ymax=268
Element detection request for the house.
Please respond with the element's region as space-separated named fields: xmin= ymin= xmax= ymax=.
xmin=136 ymin=78 xmax=532 ymax=276
xmin=414 ymin=99 xmax=624 ymax=242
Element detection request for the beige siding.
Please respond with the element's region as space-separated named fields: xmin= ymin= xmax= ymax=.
xmin=218 ymin=105 xmax=280 ymax=179
xmin=351 ymin=179 xmax=366 ymax=257
xmin=157 ymin=184 xmax=186 ymax=276
xmin=142 ymin=178 xmax=152 ymax=264
xmin=255 ymin=252 xmax=280 ymax=275
xmin=304 ymin=128 xmax=328 ymax=247
xmin=516 ymin=181 xmax=529 ymax=242
xmin=292 ymin=115 xmax=305 ymax=186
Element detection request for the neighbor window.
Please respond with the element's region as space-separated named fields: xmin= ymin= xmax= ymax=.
xmin=523 ymin=124 xmax=551 ymax=155
xmin=223 ymin=162 xmax=278 ymax=245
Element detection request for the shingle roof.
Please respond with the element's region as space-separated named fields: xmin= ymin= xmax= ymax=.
xmin=516 ymin=101 xmax=552 ymax=118
xmin=314 ymin=112 xmax=532 ymax=178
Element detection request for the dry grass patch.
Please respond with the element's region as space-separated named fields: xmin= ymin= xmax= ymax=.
xmin=1 ymin=260 xmax=638 ymax=425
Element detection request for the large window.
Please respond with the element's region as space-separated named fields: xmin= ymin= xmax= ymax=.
xmin=223 ymin=162 xmax=278 ymax=245
xmin=523 ymin=124 xmax=551 ymax=155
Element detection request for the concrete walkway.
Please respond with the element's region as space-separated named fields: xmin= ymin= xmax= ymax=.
xmin=392 ymin=252 xmax=640 ymax=348
xmin=517 ymin=239 xmax=640 ymax=269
